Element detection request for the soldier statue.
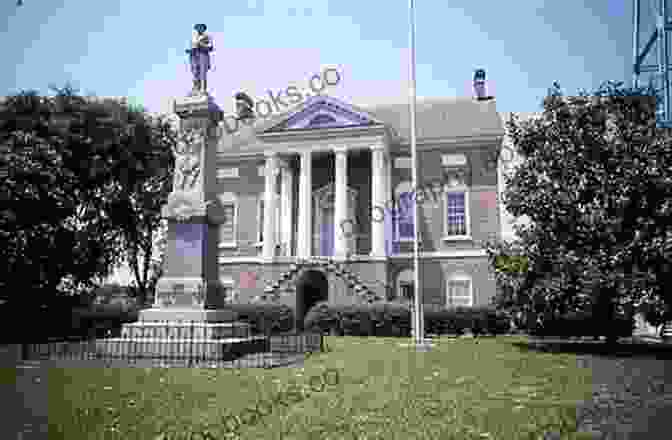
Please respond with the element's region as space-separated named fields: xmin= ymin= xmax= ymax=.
xmin=187 ymin=23 xmax=214 ymax=96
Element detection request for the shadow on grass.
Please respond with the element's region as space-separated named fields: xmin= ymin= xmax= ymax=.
xmin=511 ymin=338 xmax=672 ymax=360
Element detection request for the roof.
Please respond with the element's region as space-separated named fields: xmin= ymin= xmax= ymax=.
xmin=218 ymin=95 xmax=504 ymax=152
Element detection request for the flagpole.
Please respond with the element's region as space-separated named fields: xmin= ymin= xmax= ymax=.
xmin=408 ymin=0 xmax=428 ymax=350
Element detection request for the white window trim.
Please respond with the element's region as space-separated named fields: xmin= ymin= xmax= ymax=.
xmin=394 ymin=181 xmax=415 ymax=243
xmin=218 ymin=193 xmax=238 ymax=249
xmin=446 ymin=273 xmax=473 ymax=308
xmin=443 ymin=185 xmax=471 ymax=241
xmin=255 ymin=195 xmax=281 ymax=249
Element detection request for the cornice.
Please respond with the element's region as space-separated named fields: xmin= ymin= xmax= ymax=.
xmin=217 ymin=133 xmax=388 ymax=159
xmin=256 ymin=124 xmax=390 ymax=142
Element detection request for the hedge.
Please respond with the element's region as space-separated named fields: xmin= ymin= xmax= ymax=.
xmin=227 ymin=303 xmax=294 ymax=334
xmin=529 ymin=311 xmax=635 ymax=338
xmin=304 ymin=302 xmax=511 ymax=337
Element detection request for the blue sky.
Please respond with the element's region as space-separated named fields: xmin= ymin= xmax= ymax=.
xmin=1 ymin=0 xmax=638 ymax=284
xmin=4 ymin=0 xmax=635 ymax=115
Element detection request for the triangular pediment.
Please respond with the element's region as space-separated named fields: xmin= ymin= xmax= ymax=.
xmin=260 ymin=96 xmax=382 ymax=133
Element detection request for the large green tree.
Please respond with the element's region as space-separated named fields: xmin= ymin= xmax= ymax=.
xmin=0 ymin=87 xmax=176 ymax=310
xmin=488 ymin=81 xmax=671 ymax=342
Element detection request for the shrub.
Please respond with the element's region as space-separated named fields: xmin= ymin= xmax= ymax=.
xmin=228 ymin=303 xmax=294 ymax=334
xmin=72 ymin=306 xmax=140 ymax=339
xmin=304 ymin=302 xmax=411 ymax=337
xmin=530 ymin=311 xmax=634 ymax=339
xmin=304 ymin=301 xmax=340 ymax=334
xmin=303 ymin=303 xmax=511 ymax=337
xmin=425 ymin=306 xmax=510 ymax=336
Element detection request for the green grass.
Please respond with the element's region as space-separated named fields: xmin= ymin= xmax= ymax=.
xmin=17 ymin=336 xmax=601 ymax=439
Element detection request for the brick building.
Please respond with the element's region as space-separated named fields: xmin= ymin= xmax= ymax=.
xmin=198 ymin=95 xmax=504 ymax=328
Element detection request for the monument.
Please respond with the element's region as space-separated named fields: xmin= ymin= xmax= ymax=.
xmin=103 ymin=24 xmax=265 ymax=362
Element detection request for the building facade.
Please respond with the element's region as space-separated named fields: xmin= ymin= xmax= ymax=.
xmin=206 ymin=95 xmax=504 ymax=328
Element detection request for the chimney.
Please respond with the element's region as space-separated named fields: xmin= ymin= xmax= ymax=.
xmin=473 ymin=69 xmax=492 ymax=101
xmin=234 ymin=92 xmax=256 ymax=121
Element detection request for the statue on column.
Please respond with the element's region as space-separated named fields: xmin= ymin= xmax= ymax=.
xmin=187 ymin=23 xmax=213 ymax=96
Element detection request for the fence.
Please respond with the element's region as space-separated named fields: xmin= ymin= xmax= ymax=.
xmin=17 ymin=330 xmax=325 ymax=369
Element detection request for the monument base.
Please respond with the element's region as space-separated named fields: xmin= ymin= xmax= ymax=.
xmin=138 ymin=307 xmax=237 ymax=323
xmin=93 ymin=337 xmax=268 ymax=362
xmin=107 ymin=306 xmax=265 ymax=362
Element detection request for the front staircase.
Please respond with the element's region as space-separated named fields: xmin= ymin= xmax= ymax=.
xmin=257 ymin=258 xmax=389 ymax=303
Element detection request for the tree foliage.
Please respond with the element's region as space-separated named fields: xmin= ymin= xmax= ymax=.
xmin=487 ymin=81 xmax=672 ymax=340
xmin=0 ymin=86 xmax=176 ymax=309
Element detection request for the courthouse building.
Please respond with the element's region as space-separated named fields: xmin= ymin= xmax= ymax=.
xmin=212 ymin=94 xmax=504 ymax=327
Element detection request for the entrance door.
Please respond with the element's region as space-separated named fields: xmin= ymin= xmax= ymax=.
xmin=296 ymin=270 xmax=329 ymax=331
xmin=320 ymin=207 xmax=334 ymax=256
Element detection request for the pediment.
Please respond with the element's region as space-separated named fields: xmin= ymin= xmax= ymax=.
xmin=260 ymin=96 xmax=382 ymax=133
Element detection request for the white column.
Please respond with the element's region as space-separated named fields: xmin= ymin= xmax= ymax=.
xmin=280 ymin=163 xmax=294 ymax=256
xmin=370 ymin=144 xmax=386 ymax=257
xmin=384 ymin=151 xmax=392 ymax=255
xmin=263 ymin=152 xmax=278 ymax=260
xmin=333 ymin=146 xmax=348 ymax=260
xmin=297 ymin=151 xmax=312 ymax=258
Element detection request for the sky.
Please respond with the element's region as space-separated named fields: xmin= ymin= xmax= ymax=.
xmin=3 ymin=0 xmax=636 ymax=115
xmin=2 ymin=0 xmax=639 ymax=284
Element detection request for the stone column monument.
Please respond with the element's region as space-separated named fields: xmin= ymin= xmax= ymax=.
xmin=99 ymin=25 xmax=269 ymax=364
xmin=136 ymin=94 xmax=231 ymax=323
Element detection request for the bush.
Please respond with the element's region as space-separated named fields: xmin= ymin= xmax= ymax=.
xmin=71 ymin=306 xmax=140 ymax=339
xmin=304 ymin=302 xmax=411 ymax=337
xmin=303 ymin=301 xmax=340 ymax=334
xmin=304 ymin=303 xmax=511 ymax=337
xmin=228 ymin=303 xmax=294 ymax=334
xmin=530 ymin=311 xmax=634 ymax=339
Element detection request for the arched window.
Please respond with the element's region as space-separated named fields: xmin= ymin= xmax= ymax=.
xmin=394 ymin=181 xmax=414 ymax=242
xmin=446 ymin=273 xmax=473 ymax=307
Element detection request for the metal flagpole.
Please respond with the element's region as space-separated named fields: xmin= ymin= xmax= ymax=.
xmin=408 ymin=0 xmax=430 ymax=350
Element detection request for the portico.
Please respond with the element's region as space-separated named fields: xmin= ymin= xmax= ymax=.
xmin=260 ymin=142 xmax=391 ymax=261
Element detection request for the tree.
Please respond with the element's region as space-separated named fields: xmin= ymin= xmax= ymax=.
xmin=0 ymin=86 xmax=176 ymax=311
xmin=489 ymin=81 xmax=671 ymax=343
xmin=106 ymin=111 xmax=176 ymax=308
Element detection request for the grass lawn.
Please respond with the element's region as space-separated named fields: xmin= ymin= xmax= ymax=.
xmin=4 ymin=336 xmax=601 ymax=439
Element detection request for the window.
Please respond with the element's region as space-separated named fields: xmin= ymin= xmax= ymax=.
xmin=396 ymin=269 xmax=414 ymax=302
xmin=309 ymin=114 xmax=337 ymax=127
xmin=217 ymin=167 xmax=239 ymax=179
xmin=221 ymin=286 xmax=237 ymax=304
xmin=400 ymin=282 xmax=414 ymax=301
xmin=394 ymin=182 xmax=414 ymax=242
xmin=444 ymin=188 xmax=470 ymax=239
xmin=218 ymin=193 xmax=237 ymax=248
xmin=394 ymin=157 xmax=412 ymax=169
xmin=447 ymin=276 xmax=472 ymax=307
xmin=257 ymin=196 xmax=281 ymax=245
xmin=220 ymin=277 xmax=237 ymax=304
